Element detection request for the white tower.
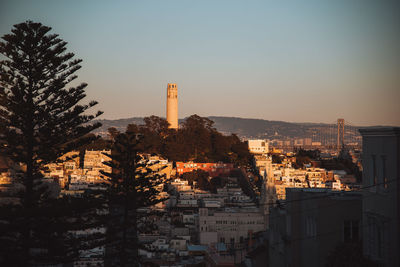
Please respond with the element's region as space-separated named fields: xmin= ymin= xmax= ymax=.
xmin=166 ymin=83 xmax=178 ymax=129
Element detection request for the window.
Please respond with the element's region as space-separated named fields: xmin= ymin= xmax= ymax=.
xmin=381 ymin=156 xmax=387 ymax=189
xmin=372 ymin=155 xmax=377 ymax=185
xmin=367 ymin=216 xmax=384 ymax=259
xmin=306 ymin=217 xmax=316 ymax=237
xmin=344 ymin=220 xmax=359 ymax=242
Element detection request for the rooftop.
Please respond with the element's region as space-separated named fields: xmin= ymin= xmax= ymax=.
xmin=359 ymin=127 xmax=400 ymax=136
xmin=187 ymin=245 xmax=207 ymax=252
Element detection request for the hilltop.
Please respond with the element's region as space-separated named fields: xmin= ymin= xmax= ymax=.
xmin=94 ymin=116 xmax=350 ymax=141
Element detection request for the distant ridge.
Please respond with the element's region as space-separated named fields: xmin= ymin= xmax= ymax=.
xmin=95 ymin=117 xmax=144 ymax=132
xmin=93 ymin=116 xmax=356 ymax=140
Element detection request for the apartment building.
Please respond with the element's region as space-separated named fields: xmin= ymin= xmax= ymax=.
xmin=248 ymin=139 xmax=269 ymax=154
xmin=269 ymin=188 xmax=362 ymax=267
xmin=199 ymin=207 xmax=265 ymax=249
xmin=176 ymin=162 xmax=234 ymax=176
xmin=360 ymin=127 xmax=400 ymax=266
xmin=83 ymin=149 xmax=112 ymax=175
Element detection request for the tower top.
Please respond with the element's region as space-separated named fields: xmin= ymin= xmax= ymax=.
xmin=167 ymin=83 xmax=177 ymax=89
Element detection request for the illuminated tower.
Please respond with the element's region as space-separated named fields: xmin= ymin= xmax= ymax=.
xmin=166 ymin=83 xmax=178 ymax=129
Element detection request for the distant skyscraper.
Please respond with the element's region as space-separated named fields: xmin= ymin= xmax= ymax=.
xmin=166 ymin=83 xmax=178 ymax=129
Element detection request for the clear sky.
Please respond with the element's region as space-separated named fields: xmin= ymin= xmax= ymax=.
xmin=1 ymin=0 xmax=399 ymax=126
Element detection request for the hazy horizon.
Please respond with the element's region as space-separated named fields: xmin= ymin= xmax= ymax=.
xmin=96 ymin=114 xmax=397 ymax=127
xmin=1 ymin=0 xmax=399 ymax=126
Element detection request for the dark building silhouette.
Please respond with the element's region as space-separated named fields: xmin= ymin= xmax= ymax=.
xmin=360 ymin=127 xmax=400 ymax=266
xmin=269 ymin=188 xmax=362 ymax=267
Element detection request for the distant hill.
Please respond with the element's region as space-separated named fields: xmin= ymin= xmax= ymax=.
xmin=208 ymin=116 xmax=315 ymax=138
xmin=93 ymin=116 xmax=357 ymax=141
xmin=95 ymin=117 xmax=144 ymax=134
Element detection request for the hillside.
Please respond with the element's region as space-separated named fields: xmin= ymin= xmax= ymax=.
xmin=93 ymin=116 xmax=346 ymax=141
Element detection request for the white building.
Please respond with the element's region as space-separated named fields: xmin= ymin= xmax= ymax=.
xmin=198 ymin=207 xmax=265 ymax=248
xmin=83 ymin=150 xmax=111 ymax=176
xmin=248 ymin=139 xmax=269 ymax=154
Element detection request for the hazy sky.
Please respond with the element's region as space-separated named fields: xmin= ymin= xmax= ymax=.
xmin=1 ymin=0 xmax=399 ymax=126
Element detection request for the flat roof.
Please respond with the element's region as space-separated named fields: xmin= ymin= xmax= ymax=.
xmin=187 ymin=245 xmax=207 ymax=251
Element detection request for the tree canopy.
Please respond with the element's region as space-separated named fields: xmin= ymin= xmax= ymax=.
xmin=125 ymin=114 xmax=252 ymax=166
xmin=0 ymin=21 xmax=102 ymax=265
xmin=101 ymin=130 xmax=170 ymax=266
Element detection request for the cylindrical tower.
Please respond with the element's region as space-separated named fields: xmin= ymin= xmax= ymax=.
xmin=166 ymin=83 xmax=178 ymax=129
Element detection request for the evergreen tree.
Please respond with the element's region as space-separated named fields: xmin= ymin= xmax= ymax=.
xmin=141 ymin=115 xmax=170 ymax=154
xmin=107 ymin=127 xmax=119 ymax=141
xmin=0 ymin=21 xmax=102 ymax=265
xmin=181 ymin=114 xmax=214 ymax=161
xmin=101 ymin=129 xmax=169 ymax=266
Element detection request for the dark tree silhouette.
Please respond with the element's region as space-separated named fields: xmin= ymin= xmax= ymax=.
xmin=209 ymin=176 xmax=227 ymax=193
xmin=126 ymin=123 xmax=140 ymax=134
xmin=182 ymin=169 xmax=210 ymax=190
xmin=272 ymin=154 xmax=283 ymax=164
xmin=141 ymin=116 xmax=170 ymax=154
xmin=143 ymin=115 xmax=169 ymax=136
xmin=180 ymin=115 xmax=214 ymax=161
xmin=107 ymin=127 xmax=120 ymax=141
xmin=292 ymin=149 xmax=319 ymax=168
xmin=87 ymin=115 xmax=253 ymax=166
xmin=229 ymin=133 xmax=252 ymax=167
xmin=101 ymin=129 xmax=169 ymax=266
xmin=162 ymin=115 xmax=251 ymax=165
xmin=0 ymin=21 xmax=102 ymax=265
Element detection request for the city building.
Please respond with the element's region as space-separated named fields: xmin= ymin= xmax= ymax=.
xmin=166 ymin=83 xmax=178 ymax=129
xmin=83 ymin=150 xmax=112 ymax=177
xmin=269 ymin=188 xmax=362 ymax=267
xmin=304 ymin=138 xmax=312 ymax=147
xmin=72 ymin=227 xmax=106 ymax=267
xmin=143 ymin=154 xmax=174 ymax=179
xmin=199 ymin=207 xmax=265 ymax=250
xmin=258 ymin=155 xmax=275 ymax=228
xmin=176 ymin=162 xmax=234 ymax=176
xmin=248 ymin=139 xmax=269 ymax=154
xmin=359 ymin=127 xmax=400 ymax=266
